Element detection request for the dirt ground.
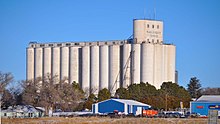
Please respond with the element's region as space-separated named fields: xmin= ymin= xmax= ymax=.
xmin=1 ymin=117 xmax=219 ymax=124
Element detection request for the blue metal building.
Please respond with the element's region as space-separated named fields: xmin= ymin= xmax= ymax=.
xmin=190 ymin=95 xmax=220 ymax=116
xmin=92 ymin=98 xmax=151 ymax=115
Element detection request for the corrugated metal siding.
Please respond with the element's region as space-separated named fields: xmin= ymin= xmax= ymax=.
xmin=191 ymin=102 xmax=220 ymax=116
xmin=98 ymin=99 xmax=124 ymax=113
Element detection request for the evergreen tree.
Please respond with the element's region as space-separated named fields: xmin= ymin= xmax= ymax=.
xmin=98 ymin=88 xmax=111 ymax=102
xmin=187 ymin=77 xmax=201 ymax=98
xmin=115 ymin=87 xmax=130 ymax=99
xmin=84 ymin=93 xmax=97 ymax=110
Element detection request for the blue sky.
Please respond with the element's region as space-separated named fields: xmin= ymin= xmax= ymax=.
xmin=0 ymin=0 xmax=220 ymax=88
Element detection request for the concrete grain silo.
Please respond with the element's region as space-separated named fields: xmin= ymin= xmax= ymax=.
xmin=90 ymin=45 xmax=99 ymax=95
xmin=26 ymin=19 xmax=176 ymax=96
xmin=43 ymin=47 xmax=51 ymax=77
xmin=99 ymin=45 xmax=109 ymax=90
xmin=82 ymin=46 xmax=90 ymax=93
xmin=141 ymin=43 xmax=154 ymax=85
xmin=153 ymin=44 xmax=163 ymax=89
xmin=162 ymin=45 xmax=168 ymax=83
xmin=61 ymin=46 xmax=69 ymax=81
xmin=109 ymin=45 xmax=120 ymax=95
xmin=167 ymin=45 xmax=176 ymax=82
xmin=26 ymin=47 xmax=34 ymax=80
xmin=35 ymin=47 xmax=43 ymax=79
xmin=131 ymin=43 xmax=141 ymax=84
xmin=52 ymin=47 xmax=60 ymax=80
xmin=69 ymin=46 xmax=79 ymax=84
xmin=122 ymin=44 xmax=131 ymax=88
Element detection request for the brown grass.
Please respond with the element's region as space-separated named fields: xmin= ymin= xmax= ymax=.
xmin=1 ymin=117 xmax=219 ymax=124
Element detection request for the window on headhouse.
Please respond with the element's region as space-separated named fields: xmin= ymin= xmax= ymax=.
xmin=157 ymin=25 xmax=159 ymax=29
xmin=40 ymin=44 xmax=45 ymax=47
xmin=49 ymin=44 xmax=53 ymax=47
xmin=152 ymin=25 xmax=154 ymax=28
xmin=147 ymin=24 xmax=149 ymax=28
xmin=66 ymin=43 xmax=71 ymax=46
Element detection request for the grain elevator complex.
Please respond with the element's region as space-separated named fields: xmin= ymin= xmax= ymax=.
xmin=26 ymin=19 xmax=176 ymax=95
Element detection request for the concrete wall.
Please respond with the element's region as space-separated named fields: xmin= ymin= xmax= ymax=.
xmin=90 ymin=45 xmax=99 ymax=95
xmin=82 ymin=46 xmax=90 ymax=94
xmin=141 ymin=43 xmax=154 ymax=85
xmin=61 ymin=47 xmax=69 ymax=82
xmin=132 ymin=44 xmax=140 ymax=84
xmin=35 ymin=47 xmax=43 ymax=79
xmin=43 ymin=47 xmax=51 ymax=78
xmin=26 ymin=47 xmax=34 ymax=80
xmin=122 ymin=44 xmax=131 ymax=88
xmin=133 ymin=19 xmax=163 ymax=44
xmin=99 ymin=45 xmax=109 ymax=90
xmin=26 ymin=19 xmax=176 ymax=95
xmin=69 ymin=46 xmax=79 ymax=84
xmin=52 ymin=47 xmax=60 ymax=80
xmin=109 ymin=45 xmax=120 ymax=95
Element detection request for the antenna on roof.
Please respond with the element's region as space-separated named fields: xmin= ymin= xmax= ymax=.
xmin=154 ymin=8 xmax=156 ymax=20
xmin=144 ymin=8 xmax=146 ymax=19
xmin=153 ymin=0 xmax=156 ymax=20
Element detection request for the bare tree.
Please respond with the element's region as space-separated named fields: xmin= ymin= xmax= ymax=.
xmin=0 ymin=72 xmax=14 ymax=108
xmin=0 ymin=72 xmax=13 ymax=93
xmin=201 ymin=87 xmax=220 ymax=95
xmin=21 ymin=74 xmax=85 ymax=114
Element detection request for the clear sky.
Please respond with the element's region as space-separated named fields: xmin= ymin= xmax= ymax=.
xmin=0 ymin=0 xmax=220 ymax=88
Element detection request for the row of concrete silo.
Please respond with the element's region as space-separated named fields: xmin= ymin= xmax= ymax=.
xmin=26 ymin=41 xmax=128 ymax=95
xmin=26 ymin=41 xmax=175 ymax=95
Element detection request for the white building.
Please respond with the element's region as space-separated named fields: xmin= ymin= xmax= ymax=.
xmin=26 ymin=19 xmax=176 ymax=95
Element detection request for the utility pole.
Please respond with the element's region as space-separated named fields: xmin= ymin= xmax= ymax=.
xmin=165 ymin=93 xmax=168 ymax=111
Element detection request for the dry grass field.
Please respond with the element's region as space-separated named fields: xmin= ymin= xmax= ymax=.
xmin=1 ymin=117 xmax=219 ymax=124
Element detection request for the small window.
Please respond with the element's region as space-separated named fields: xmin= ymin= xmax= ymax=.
xmin=147 ymin=24 xmax=149 ymax=28
xmin=57 ymin=43 xmax=62 ymax=46
xmin=40 ymin=44 xmax=45 ymax=47
xmin=66 ymin=43 xmax=71 ymax=46
xmin=49 ymin=44 xmax=53 ymax=47
xmin=75 ymin=43 xmax=79 ymax=45
xmin=152 ymin=25 xmax=154 ymax=28
xmin=105 ymin=42 xmax=107 ymax=45
xmin=152 ymin=39 xmax=154 ymax=43
xmin=157 ymin=39 xmax=159 ymax=43
xmin=157 ymin=25 xmax=159 ymax=29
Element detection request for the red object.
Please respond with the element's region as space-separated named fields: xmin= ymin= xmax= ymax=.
xmin=196 ymin=106 xmax=204 ymax=109
xmin=142 ymin=110 xmax=158 ymax=117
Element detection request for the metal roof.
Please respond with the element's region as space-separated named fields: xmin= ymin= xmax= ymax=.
xmin=196 ymin=95 xmax=220 ymax=102
xmin=2 ymin=105 xmax=40 ymax=113
xmin=97 ymin=98 xmax=151 ymax=107
xmin=113 ymin=99 xmax=151 ymax=107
